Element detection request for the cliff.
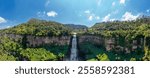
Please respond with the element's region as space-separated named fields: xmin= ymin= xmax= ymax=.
xmin=26 ymin=35 xmax=70 ymax=47
xmin=78 ymin=35 xmax=144 ymax=53
xmin=2 ymin=34 xmax=71 ymax=47
xmin=1 ymin=33 xmax=146 ymax=53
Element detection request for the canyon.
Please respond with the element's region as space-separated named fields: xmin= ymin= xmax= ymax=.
xmin=1 ymin=33 xmax=145 ymax=54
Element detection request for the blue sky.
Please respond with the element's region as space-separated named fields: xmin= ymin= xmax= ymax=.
xmin=0 ymin=0 xmax=150 ymax=28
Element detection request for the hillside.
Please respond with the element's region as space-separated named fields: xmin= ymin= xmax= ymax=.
xmin=79 ymin=16 xmax=150 ymax=61
xmin=0 ymin=18 xmax=72 ymax=61
xmin=0 ymin=18 xmax=72 ymax=36
xmin=92 ymin=16 xmax=150 ymax=31
xmin=65 ymin=24 xmax=88 ymax=30
xmin=84 ymin=16 xmax=150 ymax=38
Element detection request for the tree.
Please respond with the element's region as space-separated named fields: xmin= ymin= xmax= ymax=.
xmin=96 ymin=53 xmax=110 ymax=61
xmin=20 ymin=48 xmax=57 ymax=61
xmin=0 ymin=50 xmax=16 ymax=61
xmin=130 ymin=58 xmax=136 ymax=61
xmin=87 ymin=58 xmax=98 ymax=61
xmin=58 ymin=53 xmax=65 ymax=61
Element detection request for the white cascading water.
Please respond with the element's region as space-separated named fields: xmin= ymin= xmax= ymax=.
xmin=70 ymin=34 xmax=78 ymax=61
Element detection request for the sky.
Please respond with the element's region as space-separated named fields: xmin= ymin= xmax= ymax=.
xmin=0 ymin=0 xmax=150 ymax=28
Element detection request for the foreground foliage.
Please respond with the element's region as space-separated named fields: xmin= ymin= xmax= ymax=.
xmin=0 ymin=36 xmax=65 ymax=61
xmin=20 ymin=48 xmax=57 ymax=61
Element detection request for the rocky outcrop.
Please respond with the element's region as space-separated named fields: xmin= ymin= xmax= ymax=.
xmin=79 ymin=35 xmax=105 ymax=45
xmin=78 ymin=35 xmax=144 ymax=53
xmin=2 ymin=34 xmax=23 ymax=42
xmin=26 ymin=36 xmax=70 ymax=47
xmin=1 ymin=34 xmax=145 ymax=53
xmin=105 ymin=38 xmax=116 ymax=51
xmin=1 ymin=34 xmax=71 ymax=47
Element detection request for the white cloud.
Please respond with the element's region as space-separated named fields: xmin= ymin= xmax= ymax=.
xmin=37 ymin=11 xmax=46 ymax=17
xmin=102 ymin=14 xmax=116 ymax=22
xmin=0 ymin=17 xmax=7 ymax=23
xmin=103 ymin=14 xmax=110 ymax=22
xmin=120 ymin=0 xmax=125 ymax=4
xmin=96 ymin=16 xmax=100 ymax=20
xmin=110 ymin=19 xmax=116 ymax=21
xmin=122 ymin=12 xmax=139 ymax=21
xmin=102 ymin=14 xmax=110 ymax=22
xmin=97 ymin=0 xmax=102 ymax=6
xmin=6 ymin=26 xmax=11 ymax=28
xmin=47 ymin=11 xmax=58 ymax=17
xmin=88 ymin=16 xmax=93 ymax=21
xmin=84 ymin=10 xmax=100 ymax=21
xmin=88 ymin=16 xmax=100 ymax=21
xmin=112 ymin=2 xmax=116 ymax=6
xmin=84 ymin=10 xmax=91 ymax=14
xmin=146 ymin=9 xmax=150 ymax=13
xmin=45 ymin=0 xmax=50 ymax=7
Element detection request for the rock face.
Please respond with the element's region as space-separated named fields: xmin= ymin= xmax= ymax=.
xmin=78 ymin=35 xmax=144 ymax=53
xmin=26 ymin=36 xmax=71 ymax=47
xmin=105 ymin=38 xmax=115 ymax=51
xmin=2 ymin=34 xmax=71 ymax=47
xmin=1 ymin=34 xmax=145 ymax=53
xmin=79 ymin=35 xmax=105 ymax=45
xmin=3 ymin=34 xmax=23 ymax=40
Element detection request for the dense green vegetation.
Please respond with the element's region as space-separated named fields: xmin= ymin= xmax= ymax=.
xmin=41 ymin=45 xmax=69 ymax=60
xmin=42 ymin=45 xmax=69 ymax=55
xmin=20 ymin=48 xmax=57 ymax=61
xmin=80 ymin=43 xmax=144 ymax=61
xmin=0 ymin=36 xmax=21 ymax=61
xmin=0 ymin=19 xmax=70 ymax=61
xmin=79 ymin=42 xmax=105 ymax=60
xmin=0 ymin=17 xmax=150 ymax=61
xmin=0 ymin=35 xmax=67 ymax=61
xmin=82 ymin=16 xmax=150 ymax=61
xmin=0 ymin=52 xmax=16 ymax=61
xmin=0 ymin=18 xmax=72 ymax=36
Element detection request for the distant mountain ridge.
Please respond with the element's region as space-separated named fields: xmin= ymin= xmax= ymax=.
xmin=65 ymin=24 xmax=88 ymax=29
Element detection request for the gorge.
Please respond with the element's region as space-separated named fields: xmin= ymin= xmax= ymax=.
xmin=0 ymin=17 xmax=150 ymax=61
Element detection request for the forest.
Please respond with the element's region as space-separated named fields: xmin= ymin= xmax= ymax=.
xmin=0 ymin=16 xmax=150 ymax=61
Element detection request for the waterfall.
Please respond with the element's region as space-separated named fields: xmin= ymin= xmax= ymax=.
xmin=70 ymin=33 xmax=78 ymax=61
